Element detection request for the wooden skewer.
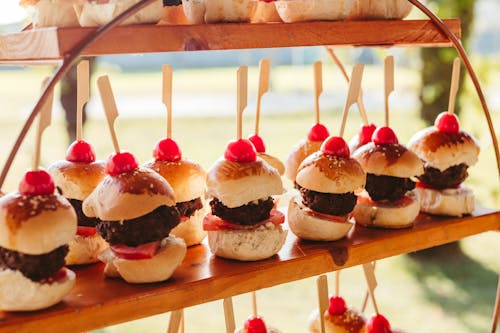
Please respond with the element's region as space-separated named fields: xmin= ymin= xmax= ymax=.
xmin=255 ymin=59 xmax=271 ymax=136
xmin=363 ymin=263 xmax=379 ymax=315
xmin=339 ymin=64 xmax=364 ymax=138
xmin=163 ymin=64 xmax=173 ymax=139
xmin=314 ymin=61 xmax=323 ymax=124
xmin=252 ymin=291 xmax=258 ymax=318
xmin=384 ymin=56 xmax=394 ymax=127
xmin=166 ymin=310 xmax=183 ymax=333
xmin=34 ymin=77 xmax=53 ymax=170
xmin=76 ymin=60 xmax=89 ymax=142
xmin=237 ymin=66 xmax=248 ymax=140
xmin=223 ymin=297 xmax=236 ymax=333
xmin=180 ymin=309 xmax=185 ymax=333
xmin=317 ymin=275 xmax=329 ymax=333
xmin=448 ymin=58 xmax=461 ymax=115
xmin=361 ymin=261 xmax=377 ymax=313
xmin=325 ymin=47 xmax=369 ymax=125
xmin=335 ymin=271 xmax=340 ymax=297
xmin=97 ymin=75 xmax=121 ymax=153
xmin=491 ymin=276 xmax=500 ymax=333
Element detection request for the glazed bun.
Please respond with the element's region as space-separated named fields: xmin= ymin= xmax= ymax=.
xmin=296 ymin=151 xmax=366 ymax=194
xmin=352 ymin=143 xmax=424 ymax=178
xmin=258 ymin=153 xmax=285 ymax=176
xmin=0 ymin=193 xmax=76 ymax=255
xmin=285 ymin=139 xmax=323 ymax=181
xmin=417 ymin=185 xmax=475 ymax=217
xmin=170 ymin=203 xmax=209 ymax=246
xmin=98 ymin=236 xmax=186 ymax=284
xmin=0 ymin=268 xmax=75 ymax=311
xmin=65 ymin=234 xmax=109 ymax=266
xmin=353 ymin=190 xmax=420 ymax=229
xmin=48 ymin=160 xmax=106 ymax=201
xmin=408 ymin=127 xmax=480 ymax=171
xmin=288 ymin=196 xmax=353 ymax=241
xmin=207 ymin=223 xmax=287 ymax=261
xmin=83 ymin=168 xmax=176 ymax=221
xmin=308 ymin=308 xmax=366 ymax=333
xmin=206 ymin=158 xmax=283 ymax=208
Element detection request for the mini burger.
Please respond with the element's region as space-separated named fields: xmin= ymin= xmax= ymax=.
xmin=352 ymin=126 xmax=424 ymax=229
xmin=144 ymin=138 xmax=208 ymax=247
xmin=48 ymin=140 xmax=108 ymax=265
xmin=204 ymin=138 xmax=286 ymax=261
xmin=408 ymin=112 xmax=480 ymax=217
xmin=83 ymin=151 xmax=186 ymax=283
xmin=235 ymin=315 xmax=282 ymax=333
xmin=0 ymin=169 xmax=77 ymax=311
xmin=308 ymin=296 xmax=366 ymax=333
xmin=288 ymin=136 xmax=366 ymax=241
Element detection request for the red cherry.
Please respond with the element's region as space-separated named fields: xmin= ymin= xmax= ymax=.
xmin=328 ymin=296 xmax=347 ymax=316
xmin=248 ymin=134 xmax=266 ymax=153
xmin=224 ymin=139 xmax=257 ymax=163
xmin=153 ymin=138 xmax=182 ymax=162
xmin=244 ymin=316 xmax=267 ymax=333
xmin=66 ymin=140 xmax=96 ymax=163
xmin=321 ymin=136 xmax=350 ymax=158
xmin=19 ymin=169 xmax=55 ymax=195
xmin=372 ymin=126 xmax=399 ymax=145
xmin=367 ymin=314 xmax=392 ymax=333
xmin=106 ymin=151 xmax=139 ymax=176
xmin=435 ymin=112 xmax=460 ymax=134
xmin=307 ymin=123 xmax=330 ymax=142
xmin=358 ymin=123 xmax=377 ymax=146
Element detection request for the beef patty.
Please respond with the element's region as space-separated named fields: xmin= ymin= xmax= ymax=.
xmin=295 ymin=183 xmax=357 ymax=216
xmin=68 ymin=198 xmax=100 ymax=227
xmin=418 ymin=163 xmax=468 ymax=190
xmin=365 ymin=174 xmax=415 ymax=202
xmin=210 ymin=197 xmax=274 ymax=226
xmin=176 ymin=197 xmax=203 ymax=218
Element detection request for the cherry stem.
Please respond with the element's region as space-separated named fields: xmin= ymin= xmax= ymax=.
xmin=76 ymin=60 xmax=89 ymax=142
xmin=447 ymin=57 xmax=460 ymax=115
xmin=163 ymin=64 xmax=173 ymax=139
xmin=252 ymin=291 xmax=258 ymax=318
xmin=255 ymin=59 xmax=270 ymax=136
xmin=314 ymin=61 xmax=323 ymax=124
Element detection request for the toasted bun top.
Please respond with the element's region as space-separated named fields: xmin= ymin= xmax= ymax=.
xmin=296 ymin=151 xmax=366 ymax=194
xmin=206 ymin=158 xmax=283 ymax=208
xmin=83 ymin=168 xmax=176 ymax=221
xmin=285 ymin=139 xmax=323 ymax=181
xmin=144 ymin=159 xmax=206 ymax=203
xmin=408 ymin=127 xmax=480 ymax=171
xmin=48 ymin=160 xmax=106 ymax=201
xmin=258 ymin=153 xmax=285 ymax=176
xmin=352 ymin=142 xmax=424 ymax=178
xmin=0 ymin=192 xmax=77 ymax=255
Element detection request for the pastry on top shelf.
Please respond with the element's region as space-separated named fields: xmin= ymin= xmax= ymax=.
xmin=274 ymin=0 xmax=353 ymax=23
xmin=19 ymin=0 xmax=80 ymax=27
xmin=182 ymin=0 xmax=256 ymax=24
xmin=349 ymin=0 xmax=413 ymax=20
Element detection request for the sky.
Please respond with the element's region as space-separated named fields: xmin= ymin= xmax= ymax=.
xmin=0 ymin=0 xmax=27 ymax=25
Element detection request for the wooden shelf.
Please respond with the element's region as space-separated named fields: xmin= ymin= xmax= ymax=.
xmin=0 ymin=208 xmax=497 ymax=333
xmin=0 ymin=19 xmax=461 ymax=63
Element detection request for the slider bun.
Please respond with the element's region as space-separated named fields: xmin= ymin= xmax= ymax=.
xmin=65 ymin=234 xmax=109 ymax=266
xmin=408 ymin=127 xmax=480 ymax=171
xmin=352 ymin=190 xmax=420 ymax=229
xmin=308 ymin=308 xmax=366 ymax=333
xmin=83 ymin=168 xmax=176 ymax=221
xmin=288 ymin=196 xmax=353 ymax=241
xmin=0 ymin=268 xmax=75 ymax=311
xmin=170 ymin=203 xmax=209 ymax=247
xmin=48 ymin=160 xmax=106 ymax=201
xmin=417 ymin=185 xmax=475 ymax=217
xmin=352 ymin=143 xmax=424 ymax=178
xmin=296 ymin=151 xmax=366 ymax=194
xmin=0 ymin=193 xmax=77 ymax=255
xmin=143 ymin=159 xmax=206 ymax=203
xmin=207 ymin=224 xmax=287 ymax=261
xmin=285 ymin=139 xmax=323 ymax=181
xmin=20 ymin=0 xmax=80 ymax=27
xmin=98 ymin=236 xmax=186 ymax=284
xmin=206 ymin=158 xmax=283 ymax=208
xmin=258 ymin=153 xmax=285 ymax=176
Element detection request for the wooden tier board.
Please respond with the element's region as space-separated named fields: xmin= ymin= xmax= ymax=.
xmin=0 ymin=207 xmax=498 ymax=333
xmin=0 ymin=19 xmax=460 ymax=63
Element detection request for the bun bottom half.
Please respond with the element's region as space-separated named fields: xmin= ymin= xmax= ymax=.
xmin=417 ymin=185 xmax=475 ymax=217
xmin=66 ymin=233 xmax=109 ymax=266
xmin=98 ymin=236 xmax=186 ymax=284
xmin=308 ymin=308 xmax=366 ymax=333
xmin=288 ymin=196 xmax=353 ymax=242
xmin=170 ymin=205 xmax=208 ymax=247
xmin=207 ymin=223 xmax=287 ymax=261
xmin=352 ymin=190 xmax=420 ymax=229
xmin=0 ymin=268 xmax=75 ymax=311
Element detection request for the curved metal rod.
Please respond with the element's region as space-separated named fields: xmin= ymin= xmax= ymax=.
xmin=0 ymin=0 xmax=158 ymax=188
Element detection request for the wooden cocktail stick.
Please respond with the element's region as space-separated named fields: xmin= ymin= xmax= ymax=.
xmin=76 ymin=60 xmax=89 ymax=142
xmin=384 ymin=56 xmax=394 ymax=127
xmin=163 ymin=64 xmax=173 ymax=138
xmin=339 ymin=64 xmax=364 ymax=138
xmin=97 ymin=75 xmax=121 ymax=153
xmin=448 ymin=58 xmax=461 ymax=115
xmin=326 ymin=47 xmax=369 ymax=125
xmin=223 ymin=297 xmax=236 ymax=333
xmin=167 ymin=310 xmax=183 ymax=333
xmin=335 ymin=271 xmax=340 ymax=297
xmin=252 ymin=291 xmax=258 ymax=317
xmin=363 ymin=263 xmax=379 ymax=315
xmin=237 ymin=66 xmax=248 ymax=140
xmin=317 ymin=275 xmax=329 ymax=333
xmin=34 ymin=78 xmax=53 ymax=170
xmin=314 ymin=61 xmax=323 ymax=124
xmin=255 ymin=59 xmax=270 ymax=136
xmin=180 ymin=309 xmax=184 ymax=333
xmin=361 ymin=261 xmax=377 ymax=313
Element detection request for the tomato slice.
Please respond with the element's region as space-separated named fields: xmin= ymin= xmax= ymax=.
xmin=417 ymin=181 xmax=461 ymax=190
xmin=111 ymin=241 xmax=160 ymax=260
xmin=357 ymin=191 xmax=413 ymax=207
xmin=77 ymin=226 xmax=97 ymax=237
xmin=301 ymin=206 xmax=347 ymax=223
xmin=42 ymin=268 xmax=67 ymax=284
xmin=203 ymin=209 xmax=285 ymax=231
